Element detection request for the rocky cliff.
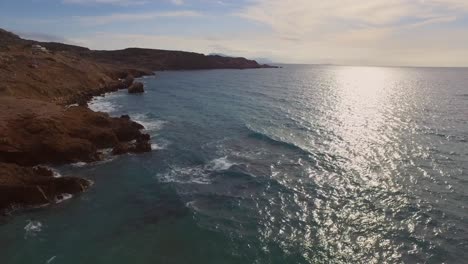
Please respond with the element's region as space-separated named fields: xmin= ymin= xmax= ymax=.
xmin=0 ymin=28 xmax=276 ymax=214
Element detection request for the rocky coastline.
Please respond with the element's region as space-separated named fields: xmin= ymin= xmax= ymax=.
xmin=0 ymin=28 xmax=276 ymax=215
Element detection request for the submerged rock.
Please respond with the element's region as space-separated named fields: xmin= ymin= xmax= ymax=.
xmin=128 ymin=82 xmax=144 ymax=94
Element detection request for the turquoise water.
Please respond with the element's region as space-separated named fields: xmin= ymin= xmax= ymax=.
xmin=1 ymin=65 xmax=468 ymax=263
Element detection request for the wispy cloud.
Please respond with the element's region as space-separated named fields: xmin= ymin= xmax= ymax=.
xmin=7 ymin=0 xmax=468 ymax=66
xmin=231 ymin=0 xmax=468 ymax=66
xmin=63 ymin=0 xmax=187 ymax=6
xmin=63 ymin=0 xmax=149 ymax=6
xmin=74 ymin=10 xmax=202 ymax=25
xmin=238 ymin=0 xmax=466 ymax=38
xmin=170 ymin=0 xmax=184 ymax=5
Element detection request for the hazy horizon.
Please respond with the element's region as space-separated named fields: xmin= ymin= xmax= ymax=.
xmin=2 ymin=0 xmax=468 ymax=67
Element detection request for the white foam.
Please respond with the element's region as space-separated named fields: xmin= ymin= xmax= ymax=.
xmin=24 ymin=220 xmax=42 ymax=238
xmin=156 ymin=157 xmax=236 ymax=185
xmin=71 ymin=162 xmax=87 ymax=167
xmin=131 ymin=114 xmax=167 ymax=132
xmin=88 ymin=100 xmax=118 ymax=113
xmin=88 ymin=92 xmax=124 ymax=113
xmin=208 ymin=156 xmax=235 ymax=171
xmin=55 ymin=193 xmax=73 ymax=203
xmin=151 ymin=143 xmax=165 ymax=150
xmin=157 ymin=165 xmax=212 ymax=185
xmin=51 ymin=168 xmax=62 ymax=178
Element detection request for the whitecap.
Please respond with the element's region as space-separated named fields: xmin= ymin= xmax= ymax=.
xmin=157 ymin=165 xmax=211 ymax=185
xmin=24 ymin=220 xmax=42 ymax=238
xmin=156 ymin=157 xmax=237 ymax=185
xmin=151 ymin=143 xmax=165 ymax=150
xmin=207 ymin=156 xmax=236 ymax=171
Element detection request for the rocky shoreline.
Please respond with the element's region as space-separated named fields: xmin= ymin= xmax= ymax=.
xmin=0 ymin=75 xmax=153 ymax=214
xmin=0 ymin=28 xmax=276 ymax=215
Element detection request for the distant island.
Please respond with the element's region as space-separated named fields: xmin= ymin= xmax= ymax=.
xmin=0 ymin=28 xmax=277 ymax=214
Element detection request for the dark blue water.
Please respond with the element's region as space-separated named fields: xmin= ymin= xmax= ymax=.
xmin=1 ymin=65 xmax=468 ymax=263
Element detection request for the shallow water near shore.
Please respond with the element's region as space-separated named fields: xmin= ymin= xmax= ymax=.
xmin=1 ymin=65 xmax=468 ymax=263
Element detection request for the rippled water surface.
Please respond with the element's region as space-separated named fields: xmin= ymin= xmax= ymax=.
xmin=1 ymin=65 xmax=468 ymax=263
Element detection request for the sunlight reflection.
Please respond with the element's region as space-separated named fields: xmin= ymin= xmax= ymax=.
xmin=328 ymin=66 xmax=403 ymax=190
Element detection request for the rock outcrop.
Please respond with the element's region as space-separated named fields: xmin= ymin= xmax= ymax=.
xmin=0 ymin=97 xmax=152 ymax=214
xmin=0 ymin=163 xmax=91 ymax=211
xmin=0 ymin=97 xmax=151 ymax=166
xmin=128 ymin=82 xmax=144 ymax=94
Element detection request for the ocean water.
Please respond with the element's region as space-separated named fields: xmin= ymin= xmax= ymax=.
xmin=1 ymin=65 xmax=468 ymax=264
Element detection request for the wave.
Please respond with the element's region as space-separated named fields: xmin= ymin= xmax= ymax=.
xmin=131 ymin=113 xmax=167 ymax=132
xmin=156 ymin=157 xmax=237 ymax=185
xmin=88 ymin=100 xmax=118 ymax=113
xmin=151 ymin=143 xmax=166 ymax=150
xmin=88 ymin=91 xmax=125 ymax=113
xmin=24 ymin=220 xmax=42 ymax=238
xmin=244 ymin=124 xmax=345 ymax=173
xmin=71 ymin=162 xmax=88 ymax=167
xmin=207 ymin=156 xmax=236 ymax=171
xmin=245 ymin=124 xmax=313 ymax=156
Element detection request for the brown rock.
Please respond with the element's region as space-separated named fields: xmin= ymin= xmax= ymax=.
xmin=111 ymin=133 xmax=151 ymax=155
xmin=128 ymin=82 xmax=144 ymax=94
xmin=122 ymin=75 xmax=134 ymax=88
xmin=0 ymin=98 xmax=151 ymax=166
xmin=0 ymin=163 xmax=91 ymax=212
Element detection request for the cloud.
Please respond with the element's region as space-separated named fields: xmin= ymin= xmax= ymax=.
xmin=170 ymin=0 xmax=184 ymax=5
xmin=15 ymin=0 xmax=468 ymax=66
xmin=63 ymin=0 xmax=149 ymax=5
xmin=231 ymin=0 xmax=468 ymax=66
xmin=238 ymin=0 xmax=466 ymax=37
xmin=63 ymin=0 xmax=186 ymax=6
xmin=74 ymin=10 xmax=202 ymax=25
xmin=16 ymin=31 xmax=73 ymax=43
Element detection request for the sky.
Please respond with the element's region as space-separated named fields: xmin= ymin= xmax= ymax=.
xmin=1 ymin=0 xmax=468 ymax=67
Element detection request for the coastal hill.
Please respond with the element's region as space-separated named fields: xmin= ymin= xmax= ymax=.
xmin=0 ymin=29 xmax=273 ymax=102
xmin=0 ymin=28 xmax=276 ymax=214
xmin=41 ymin=42 xmax=271 ymax=71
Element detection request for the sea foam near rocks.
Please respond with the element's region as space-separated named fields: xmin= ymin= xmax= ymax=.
xmin=88 ymin=100 xmax=118 ymax=113
xmin=88 ymin=91 xmax=125 ymax=113
xmin=131 ymin=114 xmax=167 ymax=132
xmin=54 ymin=193 xmax=73 ymax=203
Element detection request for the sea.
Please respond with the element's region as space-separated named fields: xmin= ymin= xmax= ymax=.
xmin=1 ymin=65 xmax=467 ymax=264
